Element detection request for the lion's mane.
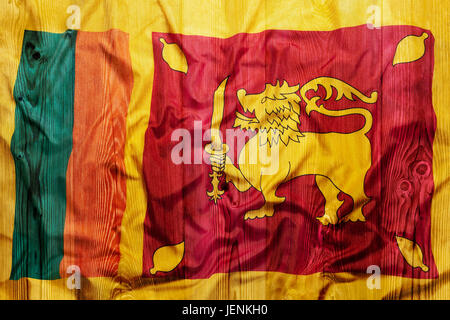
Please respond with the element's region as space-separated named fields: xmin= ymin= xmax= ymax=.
xmin=234 ymin=81 xmax=304 ymax=146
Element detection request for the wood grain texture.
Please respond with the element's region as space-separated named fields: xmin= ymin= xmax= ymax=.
xmin=10 ymin=30 xmax=76 ymax=280
xmin=0 ymin=0 xmax=449 ymax=300
xmin=0 ymin=0 xmax=26 ymax=285
xmin=59 ymin=30 xmax=133 ymax=277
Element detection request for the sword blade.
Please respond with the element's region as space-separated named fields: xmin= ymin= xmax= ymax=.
xmin=210 ymin=77 xmax=229 ymax=149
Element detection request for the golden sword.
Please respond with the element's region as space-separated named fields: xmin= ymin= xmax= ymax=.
xmin=205 ymin=77 xmax=229 ymax=203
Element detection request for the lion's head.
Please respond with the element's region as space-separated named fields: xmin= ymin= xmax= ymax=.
xmin=234 ymin=80 xmax=303 ymax=146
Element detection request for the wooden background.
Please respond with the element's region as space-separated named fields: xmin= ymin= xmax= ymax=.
xmin=0 ymin=0 xmax=449 ymax=299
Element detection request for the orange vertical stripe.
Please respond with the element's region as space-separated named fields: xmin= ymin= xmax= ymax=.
xmin=60 ymin=30 xmax=133 ymax=277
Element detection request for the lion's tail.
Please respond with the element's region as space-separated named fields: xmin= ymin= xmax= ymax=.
xmin=300 ymin=77 xmax=378 ymax=135
xmin=305 ymin=97 xmax=374 ymax=134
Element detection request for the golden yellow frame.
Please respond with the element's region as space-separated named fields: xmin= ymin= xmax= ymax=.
xmin=0 ymin=0 xmax=448 ymax=299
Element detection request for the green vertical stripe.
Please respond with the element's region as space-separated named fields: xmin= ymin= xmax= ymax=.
xmin=10 ymin=30 xmax=77 ymax=280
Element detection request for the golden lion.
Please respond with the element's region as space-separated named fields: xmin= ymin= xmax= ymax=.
xmin=214 ymin=77 xmax=377 ymax=225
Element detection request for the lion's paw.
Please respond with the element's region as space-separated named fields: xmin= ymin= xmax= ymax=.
xmin=244 ymin=207 xmax=274 ymax=220
xmin=316 ymin=214 xmax=338 ymax=226
xmin=340 ymin=211 xmax=366 ymax=223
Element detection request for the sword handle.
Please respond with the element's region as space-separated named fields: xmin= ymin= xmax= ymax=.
xmin=205 ymin=143 xmax=229 ymax=203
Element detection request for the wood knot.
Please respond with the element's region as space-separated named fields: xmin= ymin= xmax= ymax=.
xmin=413 ymin=161 xmax=431 ymax=178
xmin=397 ymin=179 xmax=413 ymax=196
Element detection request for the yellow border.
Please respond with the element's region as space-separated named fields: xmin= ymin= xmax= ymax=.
xmin=0 ymin=0 xmax=449 ymax=299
